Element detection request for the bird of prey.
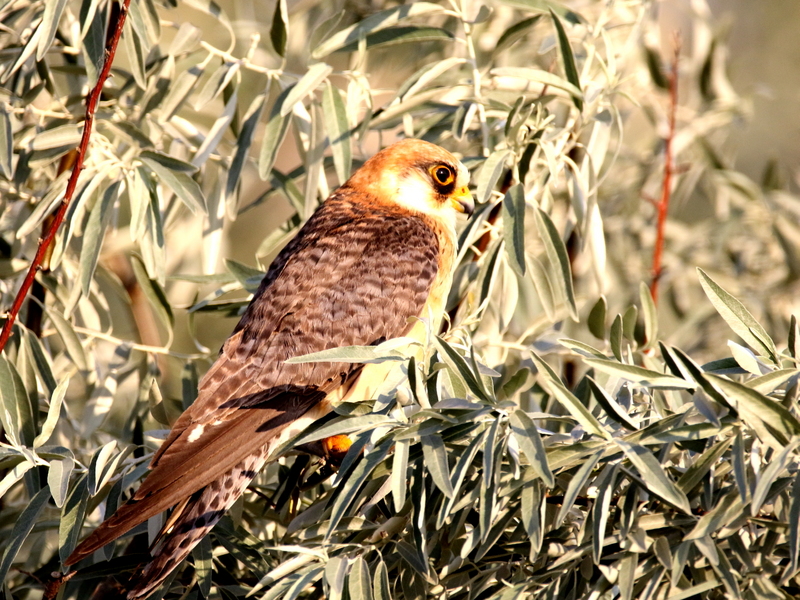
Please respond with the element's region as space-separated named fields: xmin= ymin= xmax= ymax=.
xmin=65 ymin=138 xmax=474 ymax=598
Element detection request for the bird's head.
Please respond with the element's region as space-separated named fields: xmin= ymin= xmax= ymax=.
xmin=345 ymin=139 xmax=474 ymax=225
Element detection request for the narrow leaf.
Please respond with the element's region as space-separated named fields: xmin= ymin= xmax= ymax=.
xmin=535 ymin=208 xmax=578 ymax=321
xmin=502 ymin=184 xmax=526 ymax=276
xmin=0 ymin=487 xmax=50 ymax=582
xmin=617 ymin=440 xmax=691 ymax=513
xmin=421 ymin=434 xmax=454 ymax=498
xmin=549 ymin=9 xmax=582 ymax=110
xmin=697 ymin=268 xmax=778 ymax=362
xmin=509 ymin=409 xmax=554 ymax=486
xmin=322 ymin=81 xmax=352 ymax=183
xmin=280 ymin=63 xmax=333 ymax=117
xmin=270 ymin=0 xmax=288 ymax=56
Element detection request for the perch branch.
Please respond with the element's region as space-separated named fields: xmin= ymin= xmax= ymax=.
xmin=0 ymin=0 xmax=133 ymax=353
xmin=649 ymin=35 xmax=681 ymax=304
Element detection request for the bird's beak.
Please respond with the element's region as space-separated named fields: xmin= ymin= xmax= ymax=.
xmin=451 ymin=187 xmax=475 ymax=216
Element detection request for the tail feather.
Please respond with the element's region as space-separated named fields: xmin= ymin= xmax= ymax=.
xmin=126 ymin=454 xmax=265 ymax=599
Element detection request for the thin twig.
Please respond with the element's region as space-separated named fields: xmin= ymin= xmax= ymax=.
xmin=0 ymin=0 xmax=133 ymax=353
xmin=649 ymin=35 xmax=681 ymax=304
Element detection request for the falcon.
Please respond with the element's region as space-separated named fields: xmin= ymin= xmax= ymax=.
xmin=65 ymin=138 xmax=474 ymax=598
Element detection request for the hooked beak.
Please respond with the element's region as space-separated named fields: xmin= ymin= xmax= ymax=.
xmin=450 ymin=187 xmax=475 ymax=216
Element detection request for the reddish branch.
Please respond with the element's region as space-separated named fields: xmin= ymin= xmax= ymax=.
xmin=649 ymin=37 xmax=681 ymax=304
xmin=0 ymin=0 xmax=132 ymax=353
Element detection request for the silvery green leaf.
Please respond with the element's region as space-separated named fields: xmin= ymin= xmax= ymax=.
xmin=697 ymin=268 xmax=777 ymax=363
xmin=639 ymin=282 xmax=658 ymax=347
xmin=312 ymin=2 xmax=444 ymax=58
xmin=622 ymin=305 xmax=637 ymax=341
xmin=373 ymin=560 xmax=390 ymax=600
xmin=349 ymin=556 xmax=373 ymax=600
xmin=192 ymin=87 xmax=237 ymax=167
xmin=482 ymin=418 xmax=499 ymax=488
xmin=0 ymin=101 xmax=12 ymax=178
xmin=195 ymin=61 xmax=240 ymax=110
xmin=434 ymin=336 xmax=491 ymax=402
xmin=270 ymin=0 xmax=288 ymax=56
xmin=534 ymin=208 xmax=578 ymax=321
xmin=80 ymin=1 xmax=105 ymax=87
xmin=616 ymin=440 xmax=691 ymax=514
xmin=59 ymin=475 xmax=89 ymax=562
xmin=33 ymin=377 xmax=69 ymax=448
xmin=327 ymin=439 xmax=392 ymax=539
xmin=325 ymin=556 xmax=348 ymax=600
xmin=47 ymin=455 xmax=73 ymax=508
xmin=421 ymin=434 xmax=453 ymax=498
xmin=554 ymin=448 xmax=605 ymax=528
xmin=397 ymin=57 xmax=467 ymax=100
xmin=169 ymin=22 xmax=201 ymax=55
xmin=31 ymin=124 xmax=82 ymax=151
xmin=527 ymin=255 xmax=555 ymax=319
xmin=683 ymin=491 xmax=741 ymax=541
xmin=4 ymin=22 xmax=42 ymax=83
xmin=322 ymin=81 xmax=352 ymax=184
xmin=334 ymin=26 xmax=453 ymax=53
xmin=609 ymin=314 xmax=623 ymax=360
xmin=280 ymin=63 xmax=333 ymax=117
xmin=193 ymin=536 xmax=213 ymax=598
xmin=491 ymin=67 xmax=583 ymax=101
xmin=259 ymin=85 xmax=294 ymax=180
xmin=0 ymin=487 xmax=50 ymax=582
xmin=476 ymin=149 xmax=510 ymax=204
xmin=676 ymin=437 xmax=731 ymax=494
xmin=509 ymin=409 xmax=554 ymax=486
xmin=80 ymin=180 xmax=120 ymax=295
xmin=549 ymin=9 xmax=582 ymax=110
xmin=36 ymin=0 xmax=69 ymax=60
xmin=707 ymin=373 xmax=800 ymax=450
xmin=585 ymin=376 xmax=637 ymax=431
xmin=592 ymin=462 xmax=618 ymax=563
xmin=283 ymin=567 xmax=325 ymax=600
xmin=530 ymin=351 xmax=609 ymax=439
xmin=582 ymin=358 xmax=695 ymax=390
xmin=131 ymin=254 xmax=174 ymax=340
xmin=521 ymin=478 xmax=545 ymax=559
xmin=224 ymin=257 xmax=265 ymax=289
xmin=45 ymin=307 xmax=88 ymax=372
xmin=750 ymin=437 xmax=800 ymax=516
xmin=392 ymin=438 xmax=409 ymax=511
xmin=790 ymin=472 xmax=800 ymax=573
xmin=559 ymin=338 xmax=606 ymax=359
xmin=22 ymin=327 xmax=57 ymax=396
xmin=292 ymin=415 xmax=394 ymax=447
xmin=439 ymin=430 xmax=484 ymax=526
xmin=161 ymin=65 xmax=206 ymax=121
xmin=140 ymin=152 xmax=206 ymax=214
xmin=502 ymin=184 xmax=526 ymax=276
xmin=122 ymin=26 xmax=147 ymax=90
xmin=226 ymin=92 xmax=266 ymax=211
xmin=494 ymin=15 xmax=542 ymax=55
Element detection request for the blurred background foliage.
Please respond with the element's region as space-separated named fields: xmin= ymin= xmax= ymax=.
xmin=2 ymin=0 xmax=800 ymax=598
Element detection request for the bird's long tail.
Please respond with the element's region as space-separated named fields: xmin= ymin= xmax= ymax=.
xmin=127 ymin=453 xmax=266 ymax=600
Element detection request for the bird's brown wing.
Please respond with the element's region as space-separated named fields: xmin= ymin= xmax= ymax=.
xmin=66 ymin=193 xmax=440 ymax=564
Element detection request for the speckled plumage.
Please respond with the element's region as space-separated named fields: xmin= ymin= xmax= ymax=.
xmin=65 ymin=139 xmax=473 ymax=599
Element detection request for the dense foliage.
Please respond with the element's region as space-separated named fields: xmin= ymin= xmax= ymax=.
xmin=2 ymin=0 xmax=800 ymax=598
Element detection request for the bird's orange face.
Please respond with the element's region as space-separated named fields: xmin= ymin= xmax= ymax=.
xmin=345 ymin=139 xmax=474 ymax=227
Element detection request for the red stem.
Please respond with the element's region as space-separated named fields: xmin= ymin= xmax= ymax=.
xmin=0 ymin=0 xmax=132 ymax=353
xmin=649 ymin=38 xmax=681 ymax=304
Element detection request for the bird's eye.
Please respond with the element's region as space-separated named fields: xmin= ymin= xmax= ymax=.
xmin=431 ymin=165 xmax=454 ymax=186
